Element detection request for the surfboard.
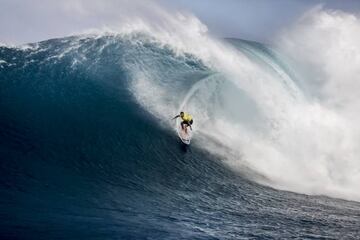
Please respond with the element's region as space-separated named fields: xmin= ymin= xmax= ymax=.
xmin=176 ymin=119 xmax=192 ymax=145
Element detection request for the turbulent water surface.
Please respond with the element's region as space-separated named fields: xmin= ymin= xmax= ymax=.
xmin=1 ymin=28 xmax=360 ymax=239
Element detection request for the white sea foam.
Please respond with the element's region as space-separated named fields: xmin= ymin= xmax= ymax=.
xmin=124 ymin=6 xmax=360 ymax=202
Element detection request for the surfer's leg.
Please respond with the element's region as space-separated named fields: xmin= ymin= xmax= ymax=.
xmin=189 ymin=119 xmax=193 ymax=131
xmin=184 ymin=122 xmax=189 ymax=133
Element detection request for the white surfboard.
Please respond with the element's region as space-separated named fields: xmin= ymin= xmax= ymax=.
xmin=176 ymin=119 xmax=192 ymax=145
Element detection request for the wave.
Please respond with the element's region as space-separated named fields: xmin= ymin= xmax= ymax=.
xmin=2 ymin=6 xmax=360 ymax=239
xmin=1 ymin=7 xmax=360 ymax=204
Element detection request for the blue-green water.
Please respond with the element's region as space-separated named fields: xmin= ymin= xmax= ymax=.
xmin=0 ymin=35 xmax=359 ymax=239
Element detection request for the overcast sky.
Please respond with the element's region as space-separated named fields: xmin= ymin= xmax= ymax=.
xmin=1 ymin=0 xmax=360 ymax=45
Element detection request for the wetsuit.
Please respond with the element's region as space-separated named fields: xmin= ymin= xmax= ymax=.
xmin=173 ymin=112 xmax=193 ymax=130
xmin=180 ymin=112 xmax=193 ymax=128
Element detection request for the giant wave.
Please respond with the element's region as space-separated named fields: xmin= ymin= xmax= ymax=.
xmin=1 ymin=6 xmax=360 ymax=239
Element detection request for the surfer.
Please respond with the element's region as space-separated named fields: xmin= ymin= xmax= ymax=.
xmin=172 ymin=111 xmax=193 ymax=133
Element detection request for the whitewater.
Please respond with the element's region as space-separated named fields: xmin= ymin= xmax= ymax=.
xmin=1 ymin=4 xmax=360 ymax=239
xmin=121 ymin=7 xmax=360 ymax=202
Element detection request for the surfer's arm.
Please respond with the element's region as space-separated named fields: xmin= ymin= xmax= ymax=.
xmin=172 ymin=115 xmax=180 ymax=120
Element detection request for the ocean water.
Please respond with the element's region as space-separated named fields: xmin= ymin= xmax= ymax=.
xmin=1 ymin=32 xmax=360 ymax=239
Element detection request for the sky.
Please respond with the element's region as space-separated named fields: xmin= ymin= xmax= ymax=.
xmin=163 ymin=0 xmax=360 ymax=41
xmin=1 ymin=0 xmax=360 ymax=45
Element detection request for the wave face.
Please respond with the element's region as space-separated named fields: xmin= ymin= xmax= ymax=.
xmin=1 ymin=33 xmax=360 ymax=239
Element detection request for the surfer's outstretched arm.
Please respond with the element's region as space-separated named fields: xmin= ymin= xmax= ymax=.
xmin=172 ymin=115 xmax=180 ymax=120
